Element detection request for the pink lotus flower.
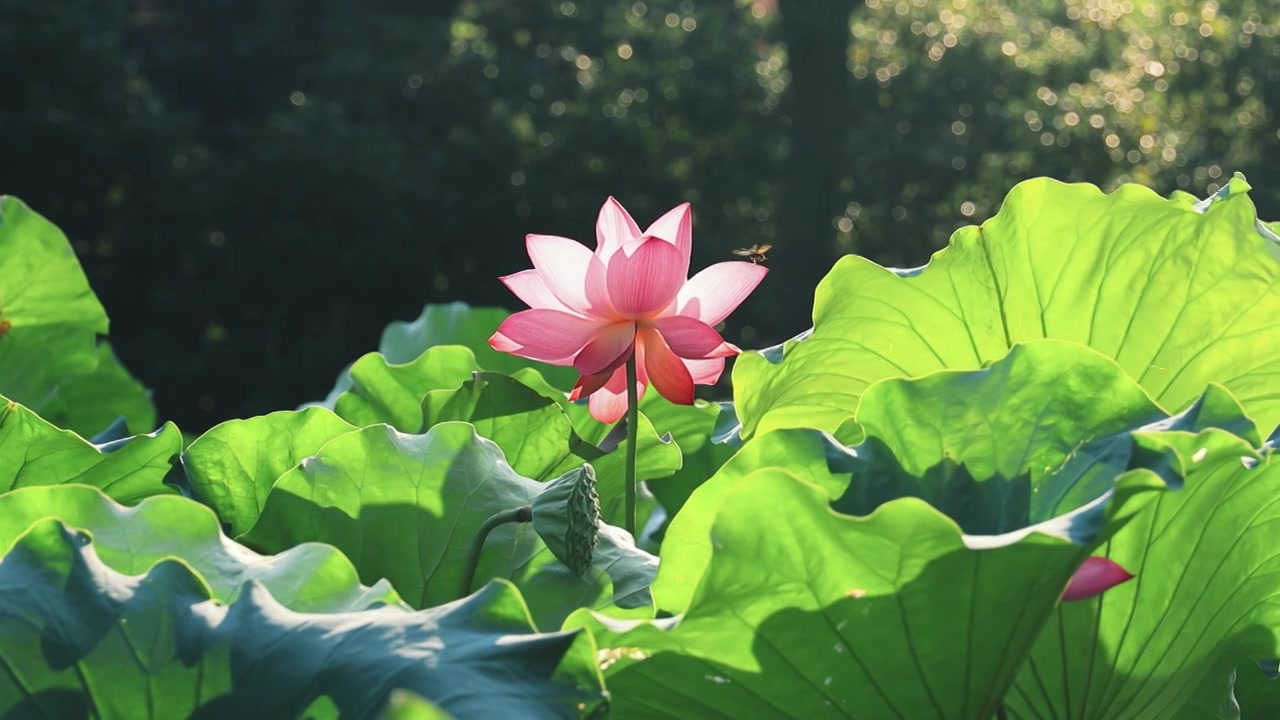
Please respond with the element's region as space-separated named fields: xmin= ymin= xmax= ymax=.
xmin=1061 ymin=556 xmax=1134 ymax=602
xmin=489 ymin=198 xmax=768 ymax=423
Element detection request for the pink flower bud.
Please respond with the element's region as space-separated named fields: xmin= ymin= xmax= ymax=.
xmin=1062 ymin=556 xmax=1134 ymax=602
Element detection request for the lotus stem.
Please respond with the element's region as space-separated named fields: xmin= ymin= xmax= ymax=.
xmin=996 ymin=703 xmax=1008 ymax=720
xmin=624 ymin=353 xmax=639 ymax=538
xmin=457 ymin=505 xmax=532 ymax=599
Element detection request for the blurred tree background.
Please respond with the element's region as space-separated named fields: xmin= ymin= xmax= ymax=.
xmin=2 ymin=0 xmax=1276 ymax=433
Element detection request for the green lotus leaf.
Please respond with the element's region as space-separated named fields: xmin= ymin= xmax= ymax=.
xmin=382 ymin=690 xmax=455 ymax=720
xmin=637 ymin=394 xmax=739 ymax=533
xmin=0 ymin=196 xmax=109 ymax=410
xmin=830 ymin=340 xmax=1252 ymax=529
xmin=1258 ymin=216 xmax=1280 ymax=262
xmin=182 ymin=407 xmax=360 ymax=536
xmin=334 ymin=345 xmax=480 ymax=431
xmin=1010 ymin=434 xmax=1280 ymax=718
xmin=241 ymin=422 xmax=657 ymax=629
xmin=0 ymin=520 xmax=605 ymax=718
xmin=0 ymin=395 xmax=180 ymax=503
xmin=312 ymin=303 xmax=578 ymax=408
xmin=1233 ymin=661 xmax=1280 ymax=720
xmin=572 ymin=468 xmax=1093 ymax=719
xmin=734 ymin=176 xmax=1280 ymax=439
xmin=658 ymin=341 xmax=1222 ymax=615
xmin=1172 ymin=669 xmax=1255 ymax=720
xmin=409 ymin=356 xmax=686 ymax=530
xmin=420 ymin=372 xmax=681 ymax=525
xmin=422 ymin=372 xmax=599 ymax=480
xmin=381 ymin=302 xmax=579 ymax=390
xmin=500 ymin=366 xmax=604 ymax=438
xmin=0 ymin=484 xmax=398 ymax=612
xmin=35 ymin=340 xmax=156 ymax=438
xmin=652 ymin=427 xmax=849 ymax=615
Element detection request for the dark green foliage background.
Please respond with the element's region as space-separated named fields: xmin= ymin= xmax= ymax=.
xmin=2 ymin=0 xmax=1276 ymax=432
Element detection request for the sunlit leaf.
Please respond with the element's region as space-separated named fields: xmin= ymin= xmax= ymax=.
xmin=333 ymin=346 xmax=479 ymax=431
xmin=575 ymin=469 xmax=1092 ymax=719
xmin=735 ymin=177 xmax=1280 ymax=438
xmin=310 ymin=303 xmax=579 ymax=409
xmin=421 ymin=372 xmax=681 ymax=525
xmin=0 ymin=395 xmax=179 ymax=503
xmin=36 ymin=340 xmax=156 ymax=438
xmin=241 ymin=422 xmax=657 ymax=629
xmin=182 ymin=407 xmax=359 ymax=535
xmin=0 ymin=484 xmax=398 ymax=611
xmin=1011 ymin=437 xmax=1280 ymax=718
xmin=0 ymin=196 xmax=108 ymax=410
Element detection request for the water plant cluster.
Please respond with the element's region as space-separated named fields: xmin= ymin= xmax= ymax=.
xmin=0 ymin=174 xmax=1277 ymax=718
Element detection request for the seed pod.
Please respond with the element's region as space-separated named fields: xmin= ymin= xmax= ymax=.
xmin=531 ymin=464 xmax=601 ymax=576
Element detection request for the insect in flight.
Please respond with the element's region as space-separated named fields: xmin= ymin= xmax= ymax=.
xmin=732 ymin=243 xmax=772 ymax=265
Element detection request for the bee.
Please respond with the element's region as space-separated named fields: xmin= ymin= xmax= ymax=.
xmin=732 ymin=243 xmax=772 ymax=265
